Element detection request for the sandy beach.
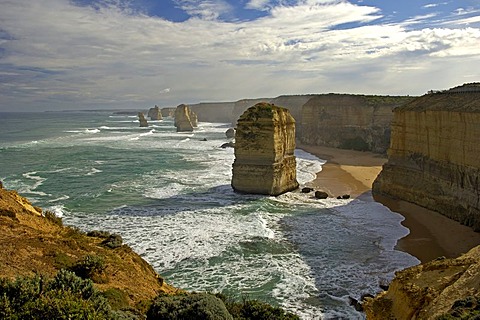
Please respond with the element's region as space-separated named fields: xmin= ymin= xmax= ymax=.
xmin=298 ymin=143 xmax=480 ymax=263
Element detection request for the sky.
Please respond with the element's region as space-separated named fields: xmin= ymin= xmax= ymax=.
xmin=0 ymin=0 xmax=479 ymax=111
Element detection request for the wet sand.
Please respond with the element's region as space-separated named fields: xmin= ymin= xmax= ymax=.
xmin=297 ymin=144 xmax=480 ymax=263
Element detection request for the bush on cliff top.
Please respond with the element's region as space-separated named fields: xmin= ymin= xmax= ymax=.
xmin=0 ymin=269 xmax=113 ymax=320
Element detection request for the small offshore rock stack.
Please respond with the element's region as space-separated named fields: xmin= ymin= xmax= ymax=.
xmin=161 ymin=107 xmax=176 ymax=118
xmin=147 ymin=105 xmax=163 ymax=120
xmin=174 ymin=104 xmax=198 ymax=132
xmin=138 ymin=112 xmax=148 ymax=127
xmin=373 ymin=83 xmax=480 ymax=230
xmin=231 ymin=102 xmax=299 ymax=196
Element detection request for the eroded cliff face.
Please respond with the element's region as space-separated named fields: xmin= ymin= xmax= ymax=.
xmin=300 ymin=94 xmax=414 ymax=153
xmin=231 ymin=98 xmax=271 ymax=126
xmin=190 ymin=102 xmax=235 ymax=123
xmin=373 ymin=86 xmax=480 ymax=230
xmin=232 ymin=103 xmax=298 ymax=196
xmin=174 ymin=104 xmax=197 ymax=132
xmin=365 ymin=245 xmax=480 ymax=320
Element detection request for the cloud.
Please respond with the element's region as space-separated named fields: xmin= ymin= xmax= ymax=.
xmin=245 ymin=0 xmax=271 ymax=10
xmin=0 ymin=0 xmax=479 ymax=111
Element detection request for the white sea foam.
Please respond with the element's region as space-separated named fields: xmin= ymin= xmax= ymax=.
xmin=48 ymin=195 xmax=70 ymax=203
xmin=86 ymin=167 xmax=102 ymax=176
xmin=46 ymin=205 xmax=67 ymax=218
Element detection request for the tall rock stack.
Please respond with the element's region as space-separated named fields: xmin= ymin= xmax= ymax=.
xmin=138 ymin=112 xmax=148 ymax=127
xmin=147 ymin=105 xmax=163 ymax=120
xmin=373 ymin=83 xmax=480 ymax=230
xmin=232 ymin=102 xmax=299 ymax=196
xmin=174 ymin=104 xmax=197 ymax=132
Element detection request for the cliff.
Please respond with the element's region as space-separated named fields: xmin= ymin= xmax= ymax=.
xmin=147 ymin=105 xmax=163 ymax=120
xmin=365 ymin=245 xmax=480 ymax=319
xmin=231 ymin=103 xmax=298 ymax=195
xmin=0 ymin=186 xmax=178 ymax=311
xmin=174 ymin=104 xmax=197 ymax=132
xmin=373 ymin=84 xmax=480 ymax=230
xmin=270 ymin=95 xmax=313 ymax=136
xmin=300 ymin=94 xmax=414 ymax=153
xmin=190 ymin=102 xmax=235 ymax=123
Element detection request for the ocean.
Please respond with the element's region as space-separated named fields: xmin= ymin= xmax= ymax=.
xmin=0 ymin=111 xmax=419 ymax=319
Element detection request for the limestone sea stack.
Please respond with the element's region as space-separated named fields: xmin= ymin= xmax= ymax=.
xmin=161 ymin=107 xmax=176 ymax=118
xmin=147 ymin=105 xmax=163 ymax=120
xmin=373 ymin=83 xmax=480 ymax=230
xmin=174 ymin=104 xmax=197 ymax=132
xmin=138 ymin=112 xmax=148 ymax=127
xmin=231 ymin=103 xmax=299 ymax=196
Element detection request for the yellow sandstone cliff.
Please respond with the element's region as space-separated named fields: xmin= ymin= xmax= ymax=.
xmin=300 ymin=94 xmax=414 ymax=153
xmin=174 ymin=104 xmax=197 ymax=132
xmin=365 ymin=245 xmax=480 ymax=319
xmin=373 ymin=83 xmax=480 ymax=230
xmin=231 ymin=102 xmax=299 ymax=196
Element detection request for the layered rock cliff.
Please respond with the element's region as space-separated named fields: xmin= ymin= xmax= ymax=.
xmin=174 ymin=104 xmax=197 ymax=132
xmin=231 ymin=98 xmax=271 ymax=126
xmin=231 ymin=103 xmax=298 ymax=195
xmin=300 ymin=94 xmax=414 ymax=153
xmin=365 ymin=245 xmax=480 ymax=319
xmin=373 ymin=83 xmax=480 ymax=230
xmin=148 ymin=105 xmax=163 ymax=120
xmin=190 ymin=102 xmax=235 ymax=123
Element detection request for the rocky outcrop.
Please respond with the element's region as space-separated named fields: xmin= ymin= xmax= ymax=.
xmin=138 ymin=112 xmax=148 ymax=127
xmin=365 ymin=245 xmax=480 ymax=319
xmin=300 ymin=94 xmax=414 ymax=153
xmin=231 ymin=98 xmax=271 ymax=126
xmin=174 ymin=104 xmax=197 ymax=132
xmin=190 ymin=102 xmax=235 ymax=123
xmin=373 ymin=84 xmax=480 ymax=230
xmin=231 ymin=103 xmax=298 ymax=195
xmin=147 ymin=105 xmax=163 ymax=120
xmin=270 ymin=95 xmax=313 ymax=136
xmin=225 ymin=128 xmax=235 ymax=139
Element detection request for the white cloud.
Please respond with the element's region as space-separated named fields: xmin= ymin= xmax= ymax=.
xmin=245 ymin=0 xmax=270 ymax=10
xmin=174 ymin=0 xmax=233 ymax=20
xmin=0 ymin=0 xmax=479 ymax=111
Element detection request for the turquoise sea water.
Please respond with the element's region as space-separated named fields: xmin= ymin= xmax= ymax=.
xmin=0 ymin=111 xmax=419 ymax=319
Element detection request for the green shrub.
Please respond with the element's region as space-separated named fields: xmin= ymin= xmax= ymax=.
xmin=70 ymin=254 xmax=106 ymax=281
xmin=216 ymin=294 xmax=300 ymax=320
xmin=436 ymin=296 xmax=480 ymax=319
xmin=147 ymin=292 xmax=233 ymax=320
xmin=44 ymin=210 xmax=62 ymax=226
xmin=0 ymin=269 xmax=113 ymax=320
xmin=101 ymin=234 xmax=123 ymax=249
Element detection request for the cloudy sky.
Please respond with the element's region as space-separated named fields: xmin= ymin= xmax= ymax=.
xmin=0 ymin=0 xmax=479 ymax=111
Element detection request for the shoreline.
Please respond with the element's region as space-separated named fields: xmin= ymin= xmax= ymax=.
xmin=297 ymin=144 xmax=480 ymax=263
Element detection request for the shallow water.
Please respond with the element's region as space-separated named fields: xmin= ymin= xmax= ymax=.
xmin=0 ymin=111 xmax=419 ymax=319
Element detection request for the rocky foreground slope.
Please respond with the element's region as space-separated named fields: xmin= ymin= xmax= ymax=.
xmin=373 ymin=83 xmax=480 ymax=230
xmin=0 ymin=185 xmax=177 ymax=311
xmin=365 ymin=245 xmax=480 ymax=319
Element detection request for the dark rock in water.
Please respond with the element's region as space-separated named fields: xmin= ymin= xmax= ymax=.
xmin=200 ymin=138 xmax=208 ymax=141
xmin=301 ymin=187 xmax=314 ymax=193
xmin=342 ymin=194 xmax=351 ymax=199
xmin=220 ymin=142 xmax=235 ymax=149
xmin=349 ymin=296 xmax=363 ymax=312
xmin=315 ymin=191 xmax=329 ymax=199
xmin=0 ymin=181 xmax=2 ymax=189
xmin=225 ymin=128 xmax=235 ymax=139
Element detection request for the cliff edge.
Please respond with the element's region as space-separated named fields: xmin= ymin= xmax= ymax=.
xmin=365 ymin=245 xmax=480 ymax=319
xmin=232 ymin=102 xmax=298 ymax=195
xmin=373 ymin=83 xmax=480 ymax=230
